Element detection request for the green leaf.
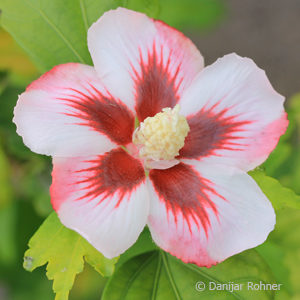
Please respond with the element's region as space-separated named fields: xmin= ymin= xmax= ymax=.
xmin=117 ymin=227 xmax=157 ymax=268
xmin=125 ymin=0 xmax=160 ymax=18
xmin=0 ymin=141 xmax=12 ymax=208
xmin=0 ymin=203 xmax=17 ymax=266
xmin=159 ymin=0 xmax=225 ymax=30
xmin=249 ymin=170 xmax=300 ymax=210
xmin=256 ymin=241 xmax=292 ymax=294
xmin=289 ymin=93 xmax=300 ymax=118
xmin=285 ymin=94 xmax=300 ymax=193
xmin=262 ymin=143 xmax=292 ymax=176
xmin=0 ymin=0 xmax=225 ymax=73
xmin=103 ymin=249 xmax=276 ymax=300
xmin=268 ymin=208 xmax=300 ymax=298
xmin=0 ymin=28 xmax=38 ymax=81
xmin=0 ymin=0 xmax=122 ymax=71
xmin=23 ymin=212 xmax=118 ymax=300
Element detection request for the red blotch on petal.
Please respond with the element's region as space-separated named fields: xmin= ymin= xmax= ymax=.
xmin=149 ymin=163 xmax=221 ymax=235
xmin=51 ymin=148 xmax=145 ymax=211
xmin=78 ymin=148 xmax=146 ymax=207
xmin=179 ymin=103 xmax=251 ymax=159
xmin=61 ymin=85 xmax=135 ymax=145
xmin=133 ymin=43 xmax=180 ymax=122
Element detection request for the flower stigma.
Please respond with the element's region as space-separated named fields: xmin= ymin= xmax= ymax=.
xmin=132 ymin=105 xmax=190 ymax=164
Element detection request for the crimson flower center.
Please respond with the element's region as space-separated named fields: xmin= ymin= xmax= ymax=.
xmin=132 ymin=105 xmax=190 ymax=161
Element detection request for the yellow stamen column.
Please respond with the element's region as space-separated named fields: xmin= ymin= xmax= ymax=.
xmin=133 ymin=105 xmax=190 ymax=163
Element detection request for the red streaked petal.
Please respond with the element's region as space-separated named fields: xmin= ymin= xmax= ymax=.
xmin=179 ymin=104 xmax=252 ymax=159
xmin=134 ymin=43 xmax=179 ymax=122
xmin=88 ymin=8 xmax=204 ymax=117
xmin=13 ymin=63 xmax=134 ymax=157
xmin=51 ymin=148 xmax=148 ymax=258
xmin=147 ymin=161 xmax=275 ymax=267
xmin=149 ymin=163 xmax=220 ymax=236
xmin=179 ymin=54 xmax=288 ymax=171
xmin=61 ymin=85 xmax=134 ymax=145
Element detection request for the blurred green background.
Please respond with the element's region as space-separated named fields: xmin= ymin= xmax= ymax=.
xmin=0 ymin=0 xmax=299 ymax=299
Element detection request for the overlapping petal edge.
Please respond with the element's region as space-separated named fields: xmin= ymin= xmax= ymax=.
xmin=13 ymin=8 xmax=288 ymax=267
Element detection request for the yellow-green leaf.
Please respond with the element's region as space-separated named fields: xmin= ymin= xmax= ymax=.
xmin=24 ymin=212 xmax=118 ymax=300
xmin=250 ymin=170 xmax=300 ymax=210
xmin=0 ymin=29 xmax=38 ymax=79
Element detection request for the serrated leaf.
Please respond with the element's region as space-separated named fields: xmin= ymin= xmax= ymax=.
xmin=249 ymin=170 xmax=300 ymax=210
xmin=24 ymin=212 xmax=118 ymax=300
xmin=103 ymin=249 xmax=276 ymax=300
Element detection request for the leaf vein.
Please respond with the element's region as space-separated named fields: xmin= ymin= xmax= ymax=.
xmin=161 ymin=251 xmax=182 ymax=300
xmin=151 ymin=252 xmax=162 ymax=300
xmin=79 ymin=0 xmax=89 ymax=31
xmin=185 ymin=264 xmax=244 ymax=300
xmin=120 ymin=252 xmax=157 ymax=299
xmin=24 ymin=0 xmax=85 ymax=63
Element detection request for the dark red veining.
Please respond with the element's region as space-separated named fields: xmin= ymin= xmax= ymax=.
xmin=133 ymin=43 xmax=181 ymax=122
xmin=179 ymin=103 xmax=252 ymax=159
xmin=77 ymin=148 xmax=145 ymax=207
xmin=150 ymin=163 xmax=222 ymax=235
xmin=60 ymin=84 xmax=135 ymax=145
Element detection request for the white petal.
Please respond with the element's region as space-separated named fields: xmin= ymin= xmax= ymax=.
xmin=13 ymin=63 xmax=135 ymax=157
xmin=88 ymin=7 xmax=204 ymax=117
xmin=147 ymin=160 xmax=275 ymax=267
xmin=179 ymin=53 xmax=288 ymax=171
xmin=51 ymin=148 xmax=149 ymax=258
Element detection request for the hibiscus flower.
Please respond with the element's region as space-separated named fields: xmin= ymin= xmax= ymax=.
xmin=13 ymin=8 xmax=288 ymax=267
